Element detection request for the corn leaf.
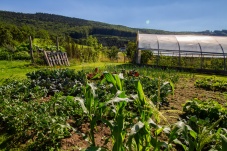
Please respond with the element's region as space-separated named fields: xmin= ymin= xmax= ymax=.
xmin=221 ymin=134 xmax=227 ymax=151
xmin=113 ymin=74 xmax=123 ymax=91
xmin=135 ymin=80 xmax=146 ymax=105
xmin=104 ymin=72 xmax=116 ymax=86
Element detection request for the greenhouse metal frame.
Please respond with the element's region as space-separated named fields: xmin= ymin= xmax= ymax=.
xmin=136 ymin=32 xmax=227 ymax=71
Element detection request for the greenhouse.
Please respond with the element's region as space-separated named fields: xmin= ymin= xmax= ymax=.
xmin=136 ymin=33 xmax=227 ymax=71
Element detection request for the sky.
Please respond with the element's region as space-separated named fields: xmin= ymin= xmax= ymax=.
xmin=0 ymin=0 xmax=226 ymax=32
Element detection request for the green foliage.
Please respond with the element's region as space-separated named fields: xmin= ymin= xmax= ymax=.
xmin=183 ymin=99 xmax=227 ymax=127
xmin=0 ymin=79 xmax=48 ymax=101
xmin=0 ymin=45 xmax=30 ymax=60
xmin=124 ymin=76 xmax=173 ymax=106
xmin=74 ymin=83 xmax=100 ymax=146
xmin=106 ymin=46 xmax=119 ymax=61
xmin=211 ymin=58 xmax=224 ymax=70
xmin=0 ymin=93 xmax=79 ymax=150
xmin=0 ymin=48 xmax=12 ymax=60
xmin=26 ymin=68 xmax=86 ymax=96
xmin=13 ymin=51 xmax=30 ymax=60
xmin=141 ymin=50 xmax=153 ymax=64
xmin=127 ymin=80 xmax=154 ymax=151
xmin=101 ymin=73 xmax=130 ymax=151
xmin=195 ymin=76 xmax=227 ymax=92
xmin=5 ymin=67 xmax=226 ymax=151
xmin=64 ymin=36 xmax=102 ymax=62
xmin=126 ymin=41 xmax=136 ymax=62
xmin=174 ymin=116 xmax=226 ymax=151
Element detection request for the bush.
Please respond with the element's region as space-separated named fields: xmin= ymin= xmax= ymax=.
xmin=13 ymin=51 xmax=30 ymax=60
xmin=141 ymin=50 xmax=153 ymax=64
xmin=0 ymin=49 xmax=11 ymax=60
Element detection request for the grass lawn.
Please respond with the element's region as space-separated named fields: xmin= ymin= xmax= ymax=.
xmin=1 ymin=60 xmax=226 ymax=83
xmin=0 ymin=60 xmax=127 ymax=84
xmin=0 ymin=60 xmax=36 ymax=81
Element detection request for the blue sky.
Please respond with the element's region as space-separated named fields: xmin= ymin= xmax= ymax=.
xmin=0 ymin=0 xmax=226 ymax=32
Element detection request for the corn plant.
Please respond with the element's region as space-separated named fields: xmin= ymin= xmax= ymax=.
xmin=74 ymin=83 xmax=100 ymax=146
xmin=175 ymin=116 xmax=225 ymax=151
xmin=103 ymin=100 xmax=127 ymax=151
xmin=127 ymin=80 xmax=154 ymax=151
xmin=127 ymin=79 xmax=176 ymax=151
xmin=95 ymin=72 xmax=135 ymax=150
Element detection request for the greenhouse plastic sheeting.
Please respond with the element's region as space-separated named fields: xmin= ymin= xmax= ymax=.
xmin=138 ymin=34 xmax=227 ymax=58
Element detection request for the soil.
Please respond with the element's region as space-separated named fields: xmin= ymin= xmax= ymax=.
xmin=162 ymin=77 xmax=227 ymax=124
xmin=60 ymin=76 xmax=227 ymax=150
xmin=61 ymin=122 xmax=112 ymax=151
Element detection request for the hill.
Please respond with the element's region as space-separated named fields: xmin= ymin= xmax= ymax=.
xmin=0 ymin=10 xmax=226 ymax=47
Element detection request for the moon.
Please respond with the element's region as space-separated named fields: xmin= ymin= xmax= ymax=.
xmin=146 ymin=20 xmax=150 ymax=24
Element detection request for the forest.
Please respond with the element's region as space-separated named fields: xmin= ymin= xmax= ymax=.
xmin=1 ymin=10 xmax=226 ymax=49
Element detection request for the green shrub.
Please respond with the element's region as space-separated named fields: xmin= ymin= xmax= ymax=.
xmin=13 ymin=51 xmax=30 ymax=60
xmin=141 ymin=50 xmax=153 ymax=64
xmin=0 ymin=49 xmax=11 ymax=60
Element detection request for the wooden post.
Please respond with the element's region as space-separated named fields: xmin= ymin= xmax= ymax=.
xmin=136 ymin=31 xmax=141 ymax=64
xmin=136 ymin=49 xmax=141 ymax=64
xmin=176 ymin=37 xmax=181 ymax=68
xmin=29 ymin=36 xmax=34 ymax=63
xmin=198 ymin=43 xmax=203 ymax=69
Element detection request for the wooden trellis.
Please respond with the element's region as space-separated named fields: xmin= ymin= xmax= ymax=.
xmin=43 ymin=51 xmax=70 ymax=66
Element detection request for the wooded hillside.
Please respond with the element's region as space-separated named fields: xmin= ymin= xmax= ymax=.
xmin=0 ymin=10 xmax=226 ymax=48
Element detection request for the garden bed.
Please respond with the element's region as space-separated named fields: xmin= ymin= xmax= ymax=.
xmin=0 ymin=66 xmax=226 ymax=151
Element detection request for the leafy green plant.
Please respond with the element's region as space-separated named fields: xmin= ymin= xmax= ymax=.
xmin=103 ymin=100 xmax=127 ymax=151
xmin=101 ymin=73 xmax=131 ymax=151
xmin=27 ymin=68 xmax=85 ymax=96
xmin=74 ymin=83 xmax=100 ymax=146
xmin=183 ymin=98 xmax=227 ymax=127
xmin=127 ymin=80 xmax=154 ymax=151
xmin=124 ymin=76 xmax=174 ymax=107
xmin=0 ymin=79 xmax=48 ymax=102
xmin=175 ymin=116 xmax=225 ymax=151
xmin=195 ymin=76 xmax=227 ymax=92
xmin=0 ymin=67 xmax=179 ymax=150
xmin=141 ymin=50 xmax=153 ymax=64
xmin=0 ymin=92 xmax=79 ymax=150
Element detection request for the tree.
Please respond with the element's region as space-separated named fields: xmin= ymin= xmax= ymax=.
xmin=36 ymin=29 xmax=50 ymax=39
xmin=0 ymin=26 xmax=13 ymax=46
xmin=126 ymin=41 xmax=136 ymax=62
xmin=85 ymin=35 xmax=102 ymax=49
xmin=106 ymin=46 xmax=119 ymax=61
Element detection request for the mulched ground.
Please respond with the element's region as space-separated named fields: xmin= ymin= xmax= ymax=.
xmin=60 ymin=76 xmax=227 ymax=150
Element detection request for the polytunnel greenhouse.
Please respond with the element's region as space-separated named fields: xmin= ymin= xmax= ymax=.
xmin=136 ymin=33 xmax=227 ymax=71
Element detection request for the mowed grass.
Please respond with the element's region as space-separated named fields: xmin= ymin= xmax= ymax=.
xmin=0 ymin=60 xmax=38 ymax=81
xmin=0 ymin=60 xmax=226 ymax=85
xmin=0 ymin=60 xmax=126 ymax=84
